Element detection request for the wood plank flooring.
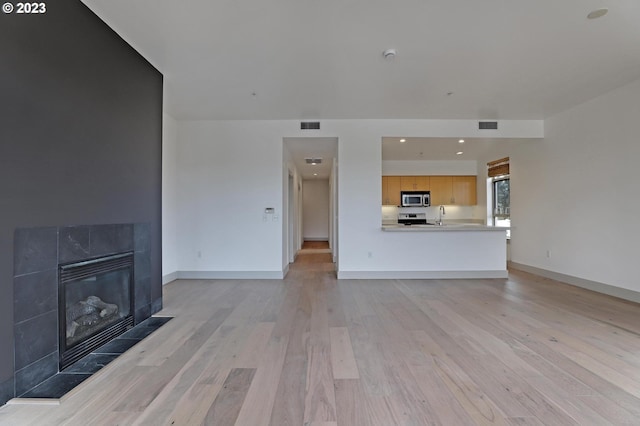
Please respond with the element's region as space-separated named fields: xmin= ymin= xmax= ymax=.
xmin=2 ymin=259 xmax=640 ymax=425
xmin=302 ymin=241 xmax=330 ymax=250
xmin=290 ymin=241 xmax=335 ymax=272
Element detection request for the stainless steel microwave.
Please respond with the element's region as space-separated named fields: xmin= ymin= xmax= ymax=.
xmin=401 ymin=191 xmax=430 ymax=207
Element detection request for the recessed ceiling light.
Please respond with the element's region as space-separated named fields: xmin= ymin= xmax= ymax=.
xmin=311 ymin=162 xmax=317 ymax=165
xmin=456 ymin=151 xmax=464 ymax=155
xmin=458 ymin=139 xmax=465 ymax=144
xmin=587 ymin=8 xmax=608 ymax=19
xmin=313 ymin=173 xmax=318 ymax=176
xmin=399 ymin=139 xmax=406 ymax=143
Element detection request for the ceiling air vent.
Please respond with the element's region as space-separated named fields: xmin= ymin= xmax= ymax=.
xmin=479 ymin=121 xmax=498 ymax=130
xmin=305 ymin=158 xmax=323 ymax=164
xmin=301 ymin=121 xmax=320 ymax=130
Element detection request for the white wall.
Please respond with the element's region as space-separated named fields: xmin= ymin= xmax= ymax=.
xmin=283 ymin=144 xmax=303 ymax=266
xmin=282 ymin=145 xmax=292 ymax=267
xmin=329 ymin=158 xmax=338 ymax=261
xmin=172 ymin=119 xmax=541 ymax=278
xmin=162 ymin=112 xmax=179 ymax=283
xmin=383 ymin=160 xmax=477 ymax=176
xmin=302 ymin=179 xmax=330 ymax=240
xmin=176 ymin=120 xmax=285 ymax=277
xmin=509 ymin=78 xmax=640 ymax=293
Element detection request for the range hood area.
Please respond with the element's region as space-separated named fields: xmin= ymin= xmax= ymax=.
xmin=398 ymin=213 xmax=428 ymax=225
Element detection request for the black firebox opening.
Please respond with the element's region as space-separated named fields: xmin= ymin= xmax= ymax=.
xmin=58 ymin=252 xmax=134 ymax=370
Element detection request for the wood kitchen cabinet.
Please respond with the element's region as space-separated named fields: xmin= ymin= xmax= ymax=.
xmin=400 ymin=176 xmax=430 ymax=191
xmin=382 ymin=176 xmax=401 ymax=205
xmin=429 ymin=176 xmax=453 ymax=205
xmin=382 ymin=175 xmax=475 ymax=206
xmin=452 ymin=176 xmax=477 ymax=205
xmin=429 ymin=175 xmax=477 ymax=206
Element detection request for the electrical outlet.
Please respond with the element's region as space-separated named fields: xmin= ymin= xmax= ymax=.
xmin=546 ymin=250 xmax=550 ymax=258
xmin=367 ymin=251 xmax=373 ymax=258
xmin=197 ymin=250 xmax=202 ymax=258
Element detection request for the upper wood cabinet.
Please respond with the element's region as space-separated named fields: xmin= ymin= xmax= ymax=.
xmin=401 ymin=176 xmax=430 ymax=191
xmin=382 ymin=176 xmax=401 ymax=205
xmin=382 ymin=175 xmax=476 ymax=206
xmin=452 ymin=176 xmax=477 ymax=206
xmin=430 ymin=175 xmax=477 ymax=205
xmin=429 ymin=176 xmax=453 ymax=205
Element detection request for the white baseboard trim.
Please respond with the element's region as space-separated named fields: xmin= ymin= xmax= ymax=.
xmin=509 ymin=262 xmax=640 ymax=304
xmin=162 ymin=271 xmax=178 ymax=285
xmin=303 ymin=237 xmax=329 ymax=241
xmin=282 ymin=263 xmax=290 ymax=277
xmin=177 ymin=270 xmax=285 ymax=280
xmin=337 ymin=270 xmax=508 ymax=279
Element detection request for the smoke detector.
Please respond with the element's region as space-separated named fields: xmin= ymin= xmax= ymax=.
xmin=383 ymin=49 xmax=396 ymax=60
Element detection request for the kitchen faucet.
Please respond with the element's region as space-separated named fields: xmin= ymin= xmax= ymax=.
xmin=437 ymin=205 xmax=445 ymax=225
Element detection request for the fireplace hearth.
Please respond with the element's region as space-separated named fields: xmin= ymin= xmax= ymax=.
xmin=59 ymin=252 xmax=134 ymax=370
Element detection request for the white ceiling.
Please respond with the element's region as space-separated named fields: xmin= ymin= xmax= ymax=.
xmin=286 ymin=136 xmax=529 ymax=179
xmin=284 ymin=138 xmax=338 ymax=180
xmin=382 ymin=137 xmax=537 ymax=161
xmin=83 ymin=0 xmax=640 ymax=121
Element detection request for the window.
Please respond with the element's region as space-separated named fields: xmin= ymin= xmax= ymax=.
xmin=486 ymin=157 xmax=510 ymax=237
xmin=492 ymin=176 xmax=510 ymax=237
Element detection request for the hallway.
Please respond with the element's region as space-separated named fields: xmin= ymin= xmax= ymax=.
xmin=290 ymin=241 xmax=335 ymax=273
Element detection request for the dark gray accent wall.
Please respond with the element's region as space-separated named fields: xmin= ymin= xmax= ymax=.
xmin=0 ymin=0 xmax=163 ymax=405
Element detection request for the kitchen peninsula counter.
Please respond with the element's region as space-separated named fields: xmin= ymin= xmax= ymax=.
xmin=382 ymin=224 xmax=508 ymax=232
xmin=338 ymin=223 xmax=508 ymax=280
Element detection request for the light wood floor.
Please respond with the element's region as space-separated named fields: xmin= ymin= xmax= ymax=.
xmin=290 ymin=241 xmax=335 ymax=273
xmin=2 ymin=261 xmax=640 ymax=425
xmin=302 ymin=241 xmax=330 ymax=250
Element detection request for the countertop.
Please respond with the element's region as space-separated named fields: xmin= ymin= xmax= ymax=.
xmin=382 ymin=223 xmax=509 ymax=232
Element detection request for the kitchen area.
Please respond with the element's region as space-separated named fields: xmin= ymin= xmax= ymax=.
xmin=381 ymin=174 xmax=482 ymax=226
xmin=370 ymin=137 xmax=510 ymax=279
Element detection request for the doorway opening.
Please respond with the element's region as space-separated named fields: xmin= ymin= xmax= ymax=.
xmin=283 ymin=137 xmax=338 ymax=274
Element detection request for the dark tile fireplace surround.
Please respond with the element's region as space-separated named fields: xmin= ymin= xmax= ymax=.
xmin=8 ymin=223 xmax=160 ymax=401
